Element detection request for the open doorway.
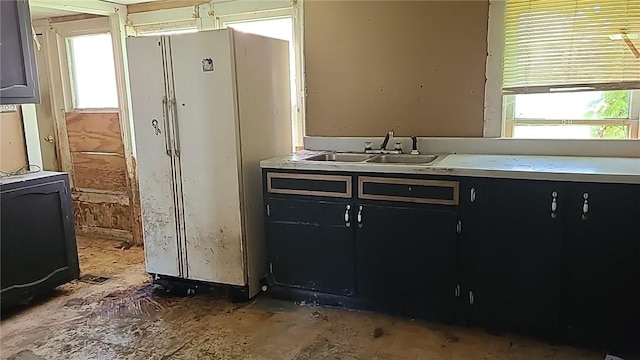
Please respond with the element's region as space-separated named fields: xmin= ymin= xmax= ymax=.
xmin=28 ymin=11 xmax=144 ymax=283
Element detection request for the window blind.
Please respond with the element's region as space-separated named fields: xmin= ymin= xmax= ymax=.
xmin=503 ymin=0 xmax=640 ymax=94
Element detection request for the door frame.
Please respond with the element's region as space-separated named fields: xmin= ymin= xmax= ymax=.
xmin=32 ymin=9 xmax=142 ymax=243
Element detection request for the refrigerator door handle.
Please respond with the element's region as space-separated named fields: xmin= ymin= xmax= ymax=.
xmin=161 ymin=96 xmax=171 ymax=156
xmin=170 ymin=97 xmax=181 ymax=157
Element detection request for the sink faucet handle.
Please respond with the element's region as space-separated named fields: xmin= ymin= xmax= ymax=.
xmin=410 ymin=136 xmax=419 ymax=155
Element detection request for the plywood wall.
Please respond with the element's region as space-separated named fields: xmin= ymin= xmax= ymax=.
xmin=65 ymin=111 xmax=134 ymax=242
xmin=0 ymin=107 xmax=28 ymax=172
xmin=304 ymin=0 xmax=489 ymax=137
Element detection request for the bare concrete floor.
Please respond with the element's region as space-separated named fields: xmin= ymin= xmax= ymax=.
xmin=1 ymin=237 xmax=606 ymax=360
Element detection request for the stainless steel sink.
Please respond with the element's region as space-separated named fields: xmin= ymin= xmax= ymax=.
xmin=366 ymin=154 xmax=439 ymax=164
xmin=304 ymin=153 xmax=376 ymax=162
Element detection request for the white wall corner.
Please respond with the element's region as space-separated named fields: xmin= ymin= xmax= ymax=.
xmin=109 ymin=10 xmax=136 ymax=158
xmin=294 ymin=0 xmax=305 ymax=144
xmin=20 ymin=104 xmax=43 ymax=168
xmin=483 ymin=0 xmax=505 ymax=138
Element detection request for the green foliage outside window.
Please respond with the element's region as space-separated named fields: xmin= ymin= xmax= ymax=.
xmin=585 ymin=91 xmax=630 ymax=139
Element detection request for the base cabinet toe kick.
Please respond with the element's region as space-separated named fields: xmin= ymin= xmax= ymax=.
xmin=262 ymin=169 xmax=640 ymax=350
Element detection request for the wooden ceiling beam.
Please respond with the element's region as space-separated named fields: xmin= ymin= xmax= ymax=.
xmin=127 ymin=0 xmax=211 ymax=14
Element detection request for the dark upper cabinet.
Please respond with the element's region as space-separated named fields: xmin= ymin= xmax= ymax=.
xmin=0 ymin=0 xmax=40 ymax=104
xmin=459 ymin=178 xmax=565 ymax=335
xmin=266 ymin=197 xmax=355 ymax=296
xmin=560 ymin=182 xmax=640 ymax=347
xmin=355 ymin=203 xmax=458 ymax=320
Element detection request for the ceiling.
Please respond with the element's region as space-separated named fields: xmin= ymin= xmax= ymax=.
xmin=107 ymin=0 xmax=162 ymax=4
xmin=30 ymin=6 xmax=81 ymax=20
xmin=29 ymin=0 xmax=164 ymax=20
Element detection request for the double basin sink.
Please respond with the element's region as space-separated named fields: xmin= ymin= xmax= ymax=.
xmin=301 ymin=152 xmax=441 ymax=165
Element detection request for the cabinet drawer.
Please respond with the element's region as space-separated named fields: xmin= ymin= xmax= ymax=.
xmin=267 ymin=172 xmax=352 ymax=198
xmin=358 ymin=176 xmax=459 ymax=205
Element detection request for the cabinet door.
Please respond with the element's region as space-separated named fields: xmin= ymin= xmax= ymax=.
xmin=355 ymin=204 xmax=458 ymax=319
xmin=561 ymin=182 xmax=640 ymax=346
xmin=0 ymin=0 xmax=40 ymax=104
xmin=266 ymin=197 xmax=354 ymax=295
xmin=460 ymin=178 xmax=564 ymax=335
xmin=1 ymin=179 xmax=79 ymax=306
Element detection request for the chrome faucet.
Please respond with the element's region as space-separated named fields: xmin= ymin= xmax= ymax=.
xmin=381 ymin=131 xmax=394 ymax=150
xmin=365 ymin=130 xmax=402 ymax=154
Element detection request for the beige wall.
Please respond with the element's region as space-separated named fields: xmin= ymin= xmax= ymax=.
xmin=0 ymin=107 xmax=28 ymax=172
xmin=304 ymin=0 xmax=489 ymax=137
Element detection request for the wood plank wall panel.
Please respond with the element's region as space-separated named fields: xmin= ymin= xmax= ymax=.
xmin=72 ymin=152 xmax=128 ymax=193
xmin=73 ymin=200 xmax=133 ymax=231
xmin=64 ymin=111 xmax=134 ymax=242
xmin=304 ymin=0 xmax=489 ymax=137
xmin=0 ymin=107 xmax=28 ymax=172
xmin=66 ymin=112 xmax=124 ymax=154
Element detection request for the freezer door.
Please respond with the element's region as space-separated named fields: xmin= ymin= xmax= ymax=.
xmin=127 ymin=36 xmax=181 ymax=277
xmin=169 ymin=30 xmax=245 ymax=285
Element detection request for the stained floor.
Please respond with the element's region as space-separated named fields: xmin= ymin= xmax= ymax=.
xmin=1 ymin=237 xmax=610 ymax=360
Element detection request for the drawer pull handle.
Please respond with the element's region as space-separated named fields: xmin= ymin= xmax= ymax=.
xmin=344 ymin=205 xmax=351 ymax=227
xmin=582 ymin=192 xmax=589 ymax=220
xmin=551 ymin=191 xmax=558 ymax=219
xmin=357 ymin=206 xmax=363 ymax=228
xmin=470 ymin=188 xmax=476 ymax=202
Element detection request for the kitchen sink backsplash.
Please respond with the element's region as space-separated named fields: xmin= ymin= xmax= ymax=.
xmin=303 ymin=136 xmax=640 ymax=158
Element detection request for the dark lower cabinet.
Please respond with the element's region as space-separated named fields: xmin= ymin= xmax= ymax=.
xmin=355 ymin=204 xmax=458 ymax=320
xmin=263 ymin=169 xmax=639 ymax=350
xmin=561 ymin=182 xmax=640 ymax=347
xmin=1 ymin=173 xmax=80 ymax=308
xmin=460 ymin=178 xmax=565 ymax=336
xmin=266 ymin=197 xmax=355 ymax=295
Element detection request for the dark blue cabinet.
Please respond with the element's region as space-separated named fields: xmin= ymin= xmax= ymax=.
xmin=459 ymin=178 xmax=565 ymax=336
xmin=355 ymin=203 xmax=458 ymax=320
xmin=266 ymin=197 xmax=355 ymax=296
xmin=263 ymin=169 xmax=639 ymax=349
xmin=0 ymin=0 xmax=40 ymax=104
xmin=560 ymin=182 xmax=640 ymax=347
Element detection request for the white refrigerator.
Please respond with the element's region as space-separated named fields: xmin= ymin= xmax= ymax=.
xmin=126 ymin=29 xmax=292 ymax=299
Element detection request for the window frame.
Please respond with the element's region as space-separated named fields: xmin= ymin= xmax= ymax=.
xmin=484 ymin=0 xmax=640 ymax=140
xmin=53 ymin=17 xmax=119 ymax=111
xmin=218 ymin=8 xmax=304 ymax=149
xmin=503 ymin=90 xmax=640 ymax=139
xmin=65 ymin=32 xmax=120 ymax=110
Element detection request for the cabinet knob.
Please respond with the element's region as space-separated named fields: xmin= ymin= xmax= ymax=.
xmin=581 ymin=192 xmax=589 ymax=220
xmin=551 ymin=191 xmax=558 ymax=219
xmin=357 ymin=206 xmax=363 ymax=228
xmin=344 ymin=205 xmax=351 ymax=227
xmin=470 ymin=188 xmax=476 ymax=202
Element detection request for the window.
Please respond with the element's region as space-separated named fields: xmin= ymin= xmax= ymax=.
xmin=498 ymin=0 xmax=640 ymax=139
xmin=67 ymin=33 xmax=119 ymax=109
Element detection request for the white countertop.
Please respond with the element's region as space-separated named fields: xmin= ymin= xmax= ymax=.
xmin=0 ymin=171 xmax=66 ymax=185
xmin=260 ymin=151 xmax=640 ymax=184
